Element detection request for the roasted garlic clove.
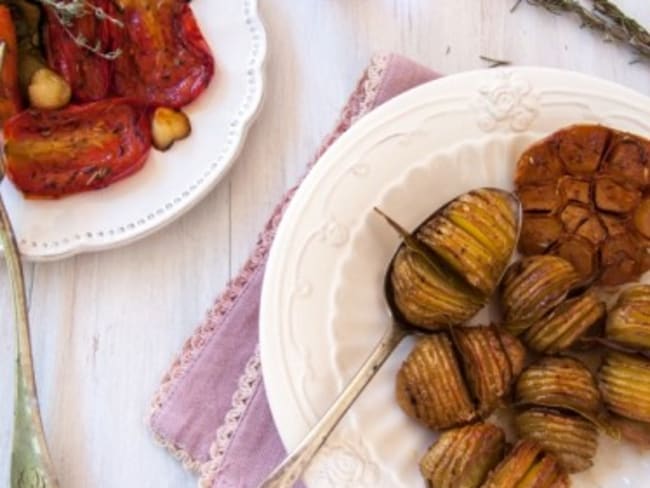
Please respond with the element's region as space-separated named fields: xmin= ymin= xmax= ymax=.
xmin=516 ymin=356 xmax=601 ymax=418
xmin=515 ymin=408 xmax=598 ymax=473
xmin=453 ymin=325 xmax=526 ymax=415
xmin=416 ymin=188 xmax=519 ymax=296
xmin=419 ymin=422 xmax=505 ymax=488
xmin=599 ymin=351 xmax=650 ymax=423
xmin=390 ymin=247 xmax=485 ymax=330
xmin=524 ymin=291 xmax=605 ymax=354
xmin=151 ymin=106 xmax=191 ymax=151
xmin=499 ymin=255 xmax=580 ymax=335
xmin=482 ymin=439 xmax=570 ymax=488
xmin=396 ymin=334 xmax=477 ymax=430
xmin=606 ymin=284 xmax=650 ymax=350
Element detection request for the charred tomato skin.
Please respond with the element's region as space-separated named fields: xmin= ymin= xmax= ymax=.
xmin=3 ymin=98 xmax=151 ymax=198
xmin=0 ymin=5 xmax=21 ymax=125
xmin=44 ymin=0 xmax=113 ymax=102
xmin=112 ymin=0 xmax=215 ymax=107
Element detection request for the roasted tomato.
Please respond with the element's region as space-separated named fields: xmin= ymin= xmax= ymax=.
xmin=3 ymin=98 xmax=151 ymax=198
xmin=112 ymin=0 xmax=214 ymax=107
xmin=0 ymin=5 xmax=21 ymax=125
xmin=44 ymin=0 xmax=113 ymax=101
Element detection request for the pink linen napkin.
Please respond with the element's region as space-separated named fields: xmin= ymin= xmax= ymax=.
xmin=148 ymin=53 xmax=438 ymax=488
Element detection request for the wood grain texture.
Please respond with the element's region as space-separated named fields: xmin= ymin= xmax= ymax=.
xmin=1 ymin=0 xmax=650 ymax=486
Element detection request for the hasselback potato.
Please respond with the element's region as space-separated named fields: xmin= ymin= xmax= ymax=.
xmin=396 ymin=334 xmax=477 ymax=430
xmin=396 ymin=327 xmax=525 ymax=430
xmin=454 ymin=325 xmax=525 ymax=415
xmin=599 ymin=351 xmax=650 ymax=424
xmin=415 ymin=188 xmax=519 ymax=295
xmin=384 ymin=188 xmax=520 ymax=330
xmin=515 ymin=408 xmax=598 ymax=473
xmin=606 ymin=284 xmax=650 ymax=350
xmin=499 ymin=255 xmax=580 ymax=335
xmin=481 ymin=439 xmax=570 ymax=488
xmin=419 ymin=422 xmax=505 ymax=488
xmin=514 ymin=357 xmax=601 ymax=473
xmin=498 ymin=255 xmax=605 ymax=352
xmin=515 ymin=356 xmax=601 ymax=417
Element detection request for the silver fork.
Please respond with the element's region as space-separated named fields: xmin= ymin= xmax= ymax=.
xmin=0 ymin=41 xmax=59 ymax=488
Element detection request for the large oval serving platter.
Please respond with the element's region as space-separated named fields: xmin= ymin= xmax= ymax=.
xmin=2 ymin=0 xmax=266 ymax=260
xmin=260 ymin=67 xmax=650 ymax=488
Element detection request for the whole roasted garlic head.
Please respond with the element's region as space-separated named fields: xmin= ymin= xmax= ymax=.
xmin=515 ymin=124 xmax=650 ymax=286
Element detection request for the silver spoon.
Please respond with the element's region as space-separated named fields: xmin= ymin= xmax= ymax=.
xmin=259 ymin=188 xmax=521 ymax=488
xmin=0 ymin=42 xmax=59 ymax=488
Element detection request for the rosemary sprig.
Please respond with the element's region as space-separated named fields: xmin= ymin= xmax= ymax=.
xmin=479 ymin=55 xmax=512 ymax=68
xmin=592 ymin=0 xmax=650 ymax=46
xmin=37 ymin=0 xmax=123 ymax=60
xmin=526 ymin=0 xmax=650 ymax=62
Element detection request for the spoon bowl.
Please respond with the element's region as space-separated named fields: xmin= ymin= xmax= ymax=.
xmin=259 ymin=187 xmax=521 ymax=488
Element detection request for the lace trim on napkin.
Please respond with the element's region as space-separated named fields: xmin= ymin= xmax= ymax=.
xmin=148 ymin=189 xmax=293 ymax=471
xmin=198 ymin=347 xmax=262 ymax=488
xmin=197 ymin=52 xmax=392 ymax=487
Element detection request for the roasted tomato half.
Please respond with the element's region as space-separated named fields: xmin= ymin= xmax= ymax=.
xmin=0 ymin=5 xmax=21 ymax=125
xmin=112 ymin=0 xmax=214 ymax=107
xmin=3 ymin=98 xmax=151 ymax=198
xmin=44 ymin=0 xmax=113 ymax=102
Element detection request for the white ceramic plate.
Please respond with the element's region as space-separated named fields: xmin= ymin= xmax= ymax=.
xmin=3 ymin=0 xmax=266 ymax=260
xmin=260 ymin=67 xmax=650 ymax=488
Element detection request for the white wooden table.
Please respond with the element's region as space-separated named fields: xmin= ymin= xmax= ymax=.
xmin=1 ymin=1 xmax=650 ymax=486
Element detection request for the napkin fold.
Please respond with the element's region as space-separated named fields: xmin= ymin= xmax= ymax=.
xmin=148 ymin=53 xmax=438 ymax=488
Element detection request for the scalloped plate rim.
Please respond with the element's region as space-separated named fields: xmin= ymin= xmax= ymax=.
xmin=2 ymin=0 xmax=267 ymax=261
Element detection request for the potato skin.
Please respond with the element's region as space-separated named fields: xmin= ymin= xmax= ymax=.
xmin=419 ymin=422 xmax=505 ymax=488
xmin=395 ymin=334 xmax=477 ymax=430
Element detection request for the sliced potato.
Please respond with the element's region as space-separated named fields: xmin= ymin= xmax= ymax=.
xmin=151 ymin=106 xmax=191 ymax=151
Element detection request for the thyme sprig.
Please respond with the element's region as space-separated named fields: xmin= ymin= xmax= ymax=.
xmin=38 ymin=0 xmax=123 ymax=60
xmin=524 ymin=0 xmax=650 ymax=62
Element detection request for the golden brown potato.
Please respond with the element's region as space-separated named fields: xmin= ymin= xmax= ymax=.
xmin=516 ymin=356 xmax=601 ymax=417
xmin=419 ymin=422 xmax=505 ymax=488
xmin=453 ymin=325 xmax=525 ymax=415
xmin=395 ymin=334 xmax=476 ymax=430
xmin=599 ymin=351 xmax=650 ymax=424
xmin=499 ymin=255 xmax=580 ymax=335
xmin=515 ymin=408 xmax=598 ymax=473
xmin=606 ymin=284 xmax=650 ymax=350
xmin=482 ymin=439 xmax=570 ymax=488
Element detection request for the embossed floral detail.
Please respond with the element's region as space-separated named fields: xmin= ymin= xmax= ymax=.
xmin=307 ymin=434 xmax=380 ymax=487
xmin=319 ymin=219 xmax=349 ymax=247
xmin=294 ymin=280 xmax=313 ymax=298
xmin=351 ymin=164 xmax=370 ymax=176
xmin=474 ymin=71 xmax=539 ymax=132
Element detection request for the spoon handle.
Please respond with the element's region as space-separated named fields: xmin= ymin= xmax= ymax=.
xmin=258 ymin=324 xmax=407 ymax=488
xmin=0 ymin=192 xmax=59 ymax=487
